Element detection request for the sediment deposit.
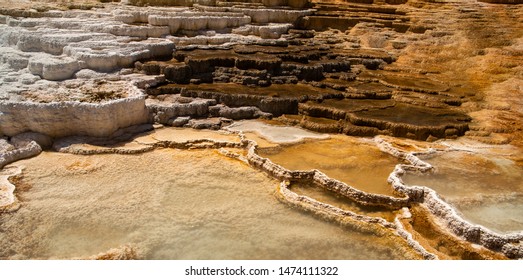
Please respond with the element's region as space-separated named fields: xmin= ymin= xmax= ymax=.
xmin=1 ymin=0 xmax=522 ymax=260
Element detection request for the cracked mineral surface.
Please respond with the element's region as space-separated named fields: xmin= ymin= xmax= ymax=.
xmin=0 ymin=0 xmax=522 ymax=260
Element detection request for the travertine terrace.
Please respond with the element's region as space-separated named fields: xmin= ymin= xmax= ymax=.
xmin=0 ymin=0 xmax=522 ymax=259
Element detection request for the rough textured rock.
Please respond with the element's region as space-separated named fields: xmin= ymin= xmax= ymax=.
xmin=0 ymin=83 xmax=149 ymax=138
xmin=86 ymin=244 xmax=140 ymax=260
xmin=1 ymin=0 xmax=523 ymax=261
xmin=478 ymin=0 xmax=523 ymax=3
xmin=28 ymin=54 xmax=80 ymax=81
xmin=146 ymin=94 xmax=216 ymax=123
xmin=209 ymin=104 xmax=272 ymax=119
xmin=376 ymin=136 xmax=523 ymax=259
xmin=11 ymin=132 xmax=53 ymax=149
xmin=0 ymin=166 xmax=22 ymax=212
xmin=0 ymin=140 xmax=42 ymax=169
xmin=124 ymin=0 xmax=499 ymax=142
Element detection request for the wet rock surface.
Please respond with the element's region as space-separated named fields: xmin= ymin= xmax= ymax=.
xmin=1 ymin=0 xmax=522 ymax=260
xmin=0 ymin=128 xmax=419 ymax=260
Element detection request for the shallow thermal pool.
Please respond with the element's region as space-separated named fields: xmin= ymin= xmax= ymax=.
xmin=289 ymin=182 xmax=398 ymax=222
xmin=402 ymin=150 xmax=523 ymax=233
xmin=0 ymin=148 xmax=410 ymax=260
xmin=257 ymin=136 xmax=400 ymax=196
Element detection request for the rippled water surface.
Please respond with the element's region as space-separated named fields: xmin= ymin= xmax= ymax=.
xmin=258 ymin=136 xmax=400 ymax=196
xmin=289 ymin=182 xmax=397 ymax=222
xmin=402 ymin=151 xmax=523 ymax=233
xmin=0 ymin=149 xmax=408 ymax=259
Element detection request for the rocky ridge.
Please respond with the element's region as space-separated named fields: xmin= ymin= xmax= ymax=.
xmin=0 ymin=0 xmax=522 ymax=260
xmin=3 ymin=122 xmax=517 ymax=259
xmin=2 ymin=0 xmax=506 ymax=141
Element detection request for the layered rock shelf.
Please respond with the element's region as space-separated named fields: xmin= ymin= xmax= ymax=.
xmin=1 ymin=0 xmax=522 ymax=260
xmin=3 ymin=122 xmax=519 ymax=259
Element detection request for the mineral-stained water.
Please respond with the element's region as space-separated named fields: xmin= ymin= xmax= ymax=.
xmin=258 ymin=136 xmax=400 ymax=196
xmin=0 ymin=149 xmax=408 ymax=259
xmin=402 ymin=150 xmax=523 ymax=234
